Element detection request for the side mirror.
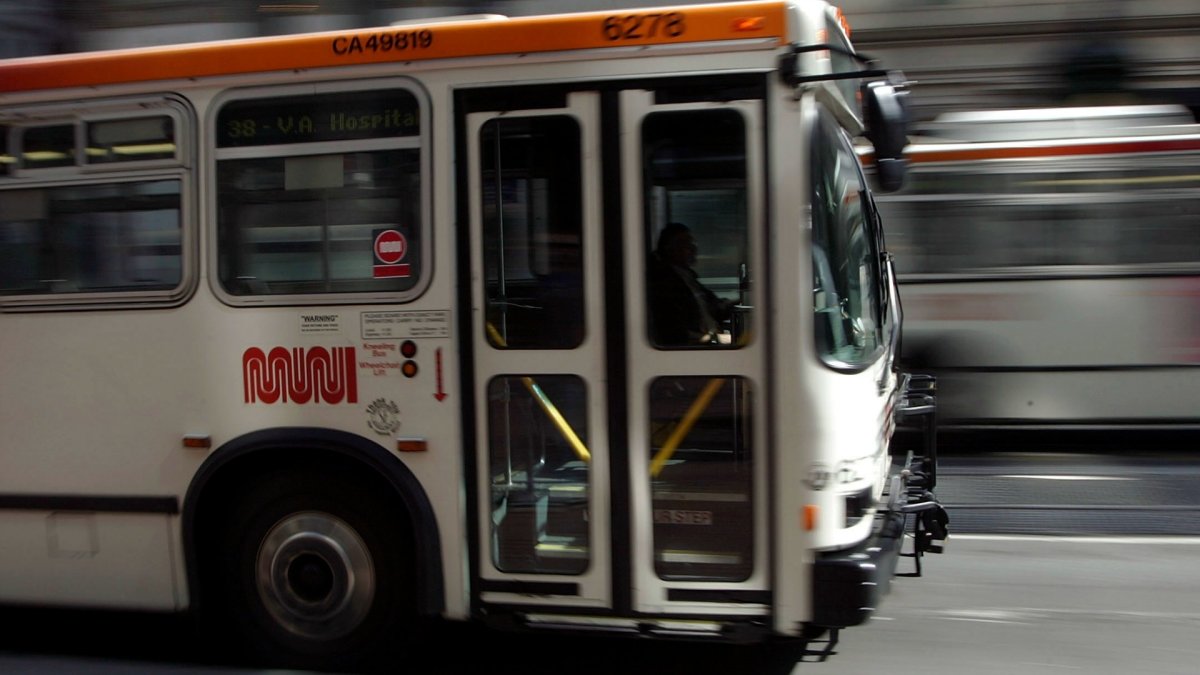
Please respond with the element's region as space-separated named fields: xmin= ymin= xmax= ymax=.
xmin=874 ymin=157 xmax=906 ymax=193
xmin=862 ymin=73 xmax=910 ymax=192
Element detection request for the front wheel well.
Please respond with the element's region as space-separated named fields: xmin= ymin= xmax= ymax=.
xmin=191 ymin=444 xmax=412 ymax=547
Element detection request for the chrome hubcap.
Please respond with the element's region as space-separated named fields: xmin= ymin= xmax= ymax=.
xmin=256 ymin=511 xmax=374 ymax=640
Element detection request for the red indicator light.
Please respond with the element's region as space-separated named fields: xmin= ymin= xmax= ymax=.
xmin=401 ymin=340 xmax=417 ymax=358
xmin=732 ymin=16 xmax=765 ymax=32
xmin=396 ymin=438 xmax=428 ymax=453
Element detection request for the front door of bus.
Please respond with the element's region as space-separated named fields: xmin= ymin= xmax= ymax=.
xmin=466 ymin=87 xmax=767 ymax=616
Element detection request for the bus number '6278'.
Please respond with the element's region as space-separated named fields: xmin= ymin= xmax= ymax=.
xmin=602 ymin=13 xmax=686 ymax=41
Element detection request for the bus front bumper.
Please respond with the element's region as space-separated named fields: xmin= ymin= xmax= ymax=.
xmin=809 ymin=491 xmax=947 ymax=629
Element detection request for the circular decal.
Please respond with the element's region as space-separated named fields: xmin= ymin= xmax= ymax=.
xmin=374 ymin=229 xmax=407 ymax=265
xmin=366 ymin=398 xmax=402 ymax=436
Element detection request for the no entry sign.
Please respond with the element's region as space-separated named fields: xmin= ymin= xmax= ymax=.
xmin=373 ymin=229 xmax=411 ymax=278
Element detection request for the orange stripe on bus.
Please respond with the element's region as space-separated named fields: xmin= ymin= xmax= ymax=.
xmin=0 ymin=2 xmax=787 ymax=94
xmin=905 ymin=138 xmax=1200 ymax=163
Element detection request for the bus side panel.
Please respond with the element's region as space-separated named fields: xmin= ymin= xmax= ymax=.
xmin=901 ymin=277 xmax=1200 ymax=426
xmin=0 ymin=512 xmax=179 ymax=610
xmin=0 ymin=308 xmax=201 ymax=610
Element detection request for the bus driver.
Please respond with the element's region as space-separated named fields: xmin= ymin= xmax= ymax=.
xmin=647 ymin=222 xmax=735 ymax=346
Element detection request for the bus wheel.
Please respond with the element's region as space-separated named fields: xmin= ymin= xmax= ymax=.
xmin=210 ymin=468 xmax=415 ymax=670
xmin=256 ymin=510 xmax=374 ymax=641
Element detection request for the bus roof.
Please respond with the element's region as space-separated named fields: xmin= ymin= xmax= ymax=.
xmin=0 ymin=1 xmax=792 ymax=95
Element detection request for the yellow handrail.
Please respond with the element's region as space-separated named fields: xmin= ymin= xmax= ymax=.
xmin=521 ymin=376 xmax=591 ymax=463
xmin=486 ymin=322 xmax=591 ymax=463
xmin=649 ymin=377 xmax=726 ymax=478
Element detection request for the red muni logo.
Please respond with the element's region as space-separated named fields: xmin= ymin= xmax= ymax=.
xmin=243 ymin=346 xmax=358 ymax=404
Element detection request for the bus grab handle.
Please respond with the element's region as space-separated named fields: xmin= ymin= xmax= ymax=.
xmin=486 ymin=322 xmax=592 ymax=463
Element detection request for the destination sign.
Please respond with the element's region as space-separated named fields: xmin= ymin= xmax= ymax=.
xmin=217 ymin=89 xmax=420 ymax=148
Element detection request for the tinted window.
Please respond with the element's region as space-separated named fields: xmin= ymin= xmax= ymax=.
xmin=87 ymin=116 xmax=176 ymax=164
xmin=217 ymin=150 xmax=421 ymax=295
xmin=0 ymin=181 xmax=182 ymax=295
xmin=648 ymin=376 xmax=753 ymax=581
xmin=811 ymin=108 xmax=884 ymax=367
xmin=642 ymin=109 xmax=751 ymax=349
xmin=480 ymin=116 xmax=584 ymax=349
xmin=22 ymin=125 xmax=75 ymax=169
xmin=0 ymin=98 xmax=189 ymax=306
xmin=215 ymin=87 xmax=425 ymax=299
xmin=0 ymin=127 xmax=11 ymax=177
xmin=487 ymin=374 xmax=590 ymax=575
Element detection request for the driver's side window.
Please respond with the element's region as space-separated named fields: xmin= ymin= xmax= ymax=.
xmin=811 ymin=108 xmax=884 ymax=368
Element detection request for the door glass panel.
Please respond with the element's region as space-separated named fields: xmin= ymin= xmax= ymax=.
xmin=488 ymin=374 xmax=590 ymax=575
xmin=648 ymin=375 xmax=753 ymax=581
xmin=480 ymin=116 xmax=584 ymax=349
xmin=643 ymin=110 xmax=751 ymax=348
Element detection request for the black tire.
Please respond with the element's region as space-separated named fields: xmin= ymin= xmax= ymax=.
xmin=206 ymin=466 xmax=417 ymax=672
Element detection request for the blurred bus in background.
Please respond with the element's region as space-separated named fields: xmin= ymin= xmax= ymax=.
xmin=876 ymin=105 xmax=1200 ymax=431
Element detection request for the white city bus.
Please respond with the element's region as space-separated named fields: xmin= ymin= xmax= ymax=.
xmin=877 ymin=105 xmax=1200 ymax=430
xmin=0 ymin=1 xmax=943 ymax=669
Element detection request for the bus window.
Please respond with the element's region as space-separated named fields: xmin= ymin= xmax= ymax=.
xmin=480 ymin=116 xmax=584 ymax=350
xmin=642 ymin=109 xmax=750 ymax=349
xmin=21 ymin=125 xmax=75 ymax=169
xmin=811 ymin=108 xmax=883 ymax=368
xmin=0 ymin=98 xmax=191 ymax=307
xmin=215 ymin=88 xmax=424 ymax=298
xmin=648 ymin=376 xmax=753 ymax=581
xmin=86 ymin=116 xmax=176 ymax=164
xmin=487 ymin=374 xmax=590 ymax=575
xmin=0 ymin=126 xmax=12 ymax=176
xmin=0 ymin=181 xmax=182 ymax=295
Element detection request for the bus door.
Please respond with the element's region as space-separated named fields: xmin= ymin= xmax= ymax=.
xmin=619 ymin=91 xmax=768 ymax=614
xmin=466 ymin=92 xmax=612 ymax=607
xmin=466 ymin=87 xmax=767 ymax=615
